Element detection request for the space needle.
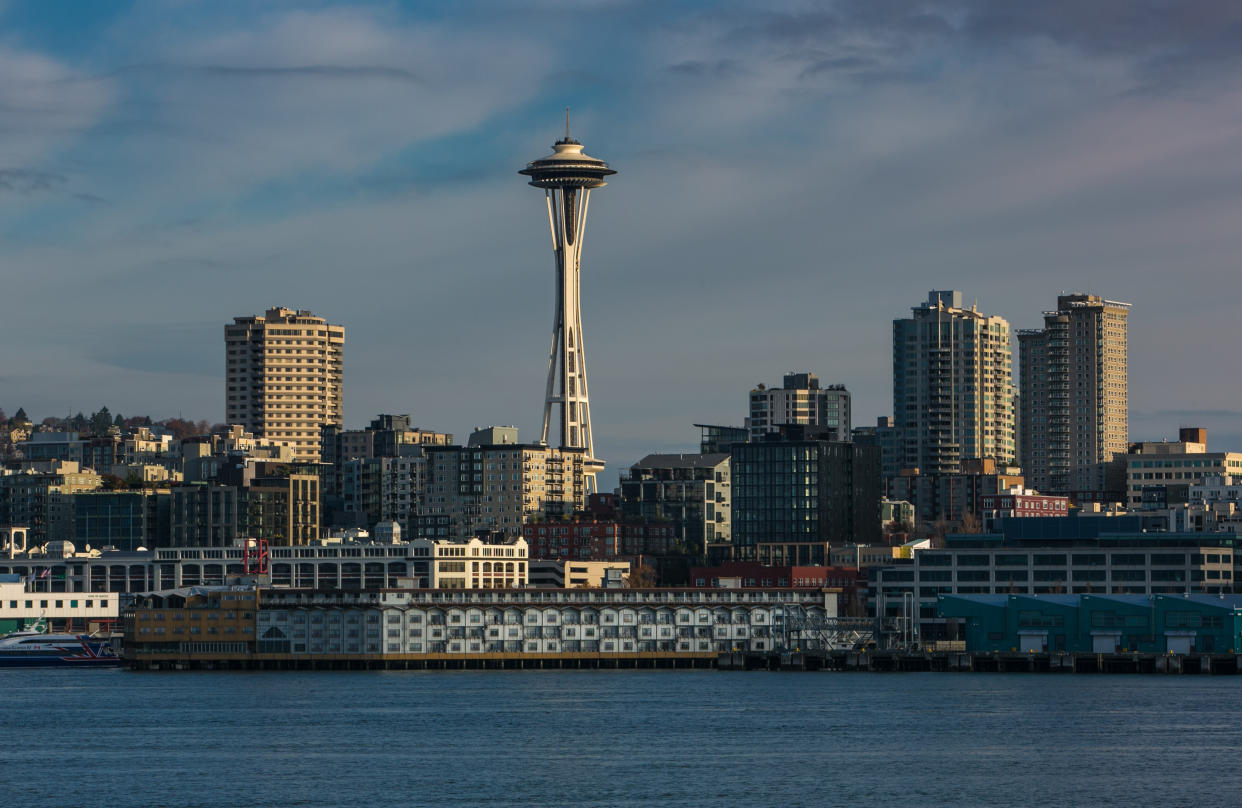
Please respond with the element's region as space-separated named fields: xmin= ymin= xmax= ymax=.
xmin=519 ymin=115 xmax=615 ymax=494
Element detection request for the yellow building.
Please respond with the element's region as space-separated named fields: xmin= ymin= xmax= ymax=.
xmin=124 ymin=587 xmax=258 ymax=659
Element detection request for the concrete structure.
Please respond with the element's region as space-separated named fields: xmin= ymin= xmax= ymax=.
xmin=169 ymin=484 xmax=241 ymax=548
xmin=831 ymin=543 xmax=920 ymax=568
xmin=339 ymin=455 xmax=425 ymax=535
xmin=529 ymin=559 xmax=630 ymax=588
xmin=852 ymin=417 xmax=901 ymax=490
xmin=0 ymin=461 xmax=102 ymax=545
xmin=1125 ymin=429 xmax=1242 ymax=507
xmin=0 ymin=542 xmax=430 ymax=595
xmin=620 ymin=453 xmax=731 ymax=554
xmin=893 ymin=291 xmax=1016 ymax=474
xmin=417 ymin=436 xmax=585 ymax=540
xmin=519 ymin=124 xmax=615 ymax=493
xmin=225 ymin=307 xmax=345 ymax=462
xmin=1019 ymin=294 xmax=1130 ymax=497
xmin=873 ymin=518 xmax=1236 ymax=640
xmin=244 ymin=474 xmax=320 ymax=546
xmin=747 ymin=373 xmax=851 ymax=443
xmin=409 ymin=536 xmax=528 ymax=589
xmin=731 ymin=428 xmax=882 ymax=564
xmin=889 ymin=458 xmax=1024 ymax=528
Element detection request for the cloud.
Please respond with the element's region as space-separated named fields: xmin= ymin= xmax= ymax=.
xmin=3 ymin=0 xmax=1242 ymax=471
xmin=0 ymin=168 xmax=65 ymax=194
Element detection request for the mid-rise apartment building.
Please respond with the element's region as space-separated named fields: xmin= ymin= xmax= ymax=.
xmin=893 ymin=291 xmax=1015 ymax=474
xmin=416 ymin=428 xmax=585 ymax=540
xmin=747 ymin=372 xmax=850 ymax=442
xmin=620 ymin=453 xmax=731 ymax=554
xmin=225 ymin=307 xmax=344 ymax=462
xmin=1019 ymin=293 xmax=1130 ymax=497
xmin=1125 ymin=428 xmax=1242 ymax=507
xmin=0 ymin=461 xmax=102 ymax=544
xmin=731 ymin=428 xmax=881 ymax=564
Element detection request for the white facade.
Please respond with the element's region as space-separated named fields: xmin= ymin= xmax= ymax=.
xmin=409 ymin=537 xmax=528 ymax=589
xmin=0 ymin=575 xmax=117 ymax=630
xmin=256 ymin=588 xmax=833 ymax=656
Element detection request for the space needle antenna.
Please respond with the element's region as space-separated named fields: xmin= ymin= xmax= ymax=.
xmin=518 ymin=116 xmax=617 ymax=494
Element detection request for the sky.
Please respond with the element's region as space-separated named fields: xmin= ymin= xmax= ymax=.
xmin=2 ymin=0 xmax=1242 ymax=479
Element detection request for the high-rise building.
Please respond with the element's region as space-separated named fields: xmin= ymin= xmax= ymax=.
xmin=893 ymin=291 xmax=1015 ymax=474
xmin=746 ymin=372 xmax=851 ymax=442
xmin=225 ymin=307 xmax=344 ymax=462
xmin=1019 ymin=293 xmax=1130 ymax=497
xmin=519 ymin=124 xmax=616 ymax=493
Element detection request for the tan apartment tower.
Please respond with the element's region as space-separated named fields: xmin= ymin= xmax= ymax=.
xmin=892 ymin=291 xmax=1016 ymax=474
xmin=225 ymin=307 xmax=344 ymax=462
xmin=1019 ymin=294 xmax=1129 ymax=497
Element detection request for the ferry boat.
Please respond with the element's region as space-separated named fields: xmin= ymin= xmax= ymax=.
xmin=0 ymin=626 xmax=119 ymax=668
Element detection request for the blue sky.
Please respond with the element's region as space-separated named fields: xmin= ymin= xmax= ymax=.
xmin=3 ymin=0 xmax=1242 ymax=475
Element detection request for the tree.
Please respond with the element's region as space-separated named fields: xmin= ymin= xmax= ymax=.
xmin=70 ymin=412 xmax=88 ymax=432
xmin=626 ymin=563 xmax=657 ymax=588
xmin=958 ymin=512 xmax=983 ymax=534
xmin=13 ymin=407 xmax=29 ymax=425
xmin=113 ymin=413 xmax=125 ymax=428
xmin=100 ymin=474 xmax=125 ymax=492
xmin=159 ymin=418 xmax=200 ymax=440
xmin=89 ymin=407 xmax=113 ymax=436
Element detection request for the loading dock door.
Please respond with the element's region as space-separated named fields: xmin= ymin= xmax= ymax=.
xmin=1091 ymin=632 xmax=1121 ymax=653
xmin=1018 ymin=631 xmax=1047 ymax=653
xmin=1165 ymin=632 xmax=1195 ymax=655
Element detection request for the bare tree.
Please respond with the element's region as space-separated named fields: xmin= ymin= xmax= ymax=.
xmin=959 ymin=511 xmax=983 ymax=534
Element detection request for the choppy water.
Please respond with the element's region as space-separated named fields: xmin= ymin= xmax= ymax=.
xmin=1 ymin=669 xmax=1239 ymax=807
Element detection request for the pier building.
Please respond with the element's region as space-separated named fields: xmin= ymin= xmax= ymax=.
xmin=121 ymin=585 xmax=839 ymax=668
xmin=938 ymin=592 xmax=1242 ymax=655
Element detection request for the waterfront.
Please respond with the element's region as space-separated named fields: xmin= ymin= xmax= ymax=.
xmin=2 ymin=671 xmax=1240 ymax=807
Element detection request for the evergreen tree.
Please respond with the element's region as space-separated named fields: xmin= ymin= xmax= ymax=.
xmin=89 ymin=407 xmax=113 ymax=436
xmin=13 ymin=407 xmax=30 ymax=425
xmin=113 ymin=413 xmax=126 ymax=428
xmin=71 ymin=412 xmax=88 ymax=432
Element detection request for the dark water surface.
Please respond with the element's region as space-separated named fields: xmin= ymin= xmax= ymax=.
xmin=2 ymin=669 xmax=1240 ymax=807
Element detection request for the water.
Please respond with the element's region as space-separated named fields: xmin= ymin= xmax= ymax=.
xmin=2 ymin=669 xmax=1240 ymax=807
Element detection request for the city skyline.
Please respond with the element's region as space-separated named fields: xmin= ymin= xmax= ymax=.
xmin=3 ymin=2 xmax=1242 ymax=471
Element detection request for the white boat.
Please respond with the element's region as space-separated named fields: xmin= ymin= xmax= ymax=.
xmin=0 ymin=626 xmax=119 ymax=668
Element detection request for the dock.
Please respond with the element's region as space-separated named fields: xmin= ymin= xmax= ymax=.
xmin=715 ymin=650 xmax=1242 ymax=674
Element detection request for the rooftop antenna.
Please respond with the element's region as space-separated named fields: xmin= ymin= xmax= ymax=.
xmin=565 ymin=107 xmax=571 ymax=140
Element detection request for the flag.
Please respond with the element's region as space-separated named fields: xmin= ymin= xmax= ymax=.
xmin=40 ymin=568 xmax=50 ymax=579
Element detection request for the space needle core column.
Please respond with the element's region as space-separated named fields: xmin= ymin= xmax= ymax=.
xmin=519 ymin=122 xmax=615 ymax=494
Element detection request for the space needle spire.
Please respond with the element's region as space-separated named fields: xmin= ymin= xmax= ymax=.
xmin=519 ymin=116 xmax=616 ymax=493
